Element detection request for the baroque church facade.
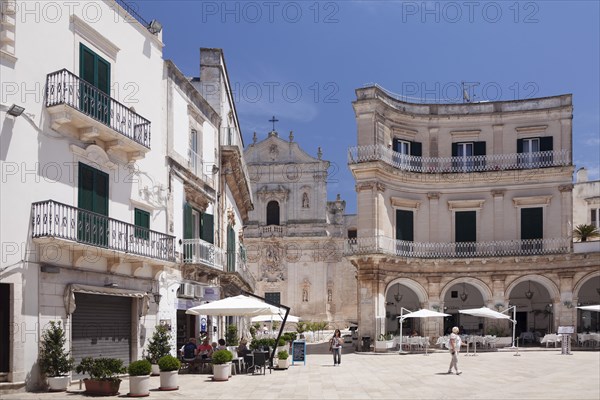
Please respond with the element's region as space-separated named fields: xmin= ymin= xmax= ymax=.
xmin=243 ymin=130 xmax=358 ymax=327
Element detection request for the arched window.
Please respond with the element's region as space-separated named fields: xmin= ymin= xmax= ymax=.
xmin=266 ymin=201 xmax=280 ymax=226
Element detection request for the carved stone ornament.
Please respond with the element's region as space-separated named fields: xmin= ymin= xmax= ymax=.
xmin=257 ymin=185 xmax=289 ymax=202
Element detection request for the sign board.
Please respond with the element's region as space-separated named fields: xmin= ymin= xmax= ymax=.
xmin=291 ymin=340 xmax=306 ymax=365
xmin=557 ymin=326 xmax=574 ymax=334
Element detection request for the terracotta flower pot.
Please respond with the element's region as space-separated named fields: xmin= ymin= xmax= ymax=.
xmin=83 ymin=378 xmax=122 ymax=396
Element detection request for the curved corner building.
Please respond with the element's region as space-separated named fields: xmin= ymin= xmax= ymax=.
xmin=347 ymin=85 xmax=599 ymax=343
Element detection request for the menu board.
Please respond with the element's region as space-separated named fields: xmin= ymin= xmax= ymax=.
xmin=292 ymin=340 xmax=306 ymax=365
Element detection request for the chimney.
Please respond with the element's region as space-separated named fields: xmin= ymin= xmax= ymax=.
xmin=576 ymin=167 xmax=588 ymax=183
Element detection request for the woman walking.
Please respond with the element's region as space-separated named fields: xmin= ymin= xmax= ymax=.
xmin=330 ymin=329 xmax=344 ymax=366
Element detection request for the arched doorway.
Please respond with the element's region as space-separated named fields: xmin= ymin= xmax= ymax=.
xmin=384 ymin=283 xmax=422 ymax=336
xmin=575 ymin=275 xmax=600 ymax=333
xmin=508 ymin=278 xmax=554 ymax=340
xmin=442 ymin=282 xmax=485 ymax=335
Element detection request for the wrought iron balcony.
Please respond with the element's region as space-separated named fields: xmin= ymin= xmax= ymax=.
xmin=348 ymin=144 xmax=570 ymax=173
xmin=46 ymin=69 xmax=151 ymax=157
xmin=344 ymin=236 xmax=570 ymax=259
xmin=188 ymin=148 xmax=215 ymax=187
xmin=182 ymin=238 xmax=225 ymax=271
xmin=225 ymin=249 xmax=256 ymax=293
xmin=32 ymin=200 xmax=175 ymax=262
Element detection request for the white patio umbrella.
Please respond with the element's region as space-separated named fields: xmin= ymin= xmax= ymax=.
xmin=459 ymin=307 xmax=516 ymax=350
xmin=251 ymin=314 xmax=300 ymax=323
xmin=577 ymin=305 xmax=600 ymax=312
xmin=185 ymin=295 xmax=282 ymax=317
xmin=397 ymin=309 xmax=450 ymax=354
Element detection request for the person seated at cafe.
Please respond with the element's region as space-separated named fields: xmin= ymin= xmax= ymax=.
xmin=181 ymin=337 xmax=197 ymax=361
xmin=197 ymin=337 xmax=213 ymax=359
xmin=217 ymin=338 xmax=227 ymax=351
xmin=411 ymin=329 xmax=419 ymax=337
xmin=237 ymin=339 xmax=249 ymax=357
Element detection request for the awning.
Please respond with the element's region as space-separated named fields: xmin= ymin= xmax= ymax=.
xmin=64 ymin=283 xmax=149 ymax=316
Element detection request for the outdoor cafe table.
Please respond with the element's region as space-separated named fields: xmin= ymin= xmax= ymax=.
xmin=541 ymin=334 xmax=562 ymax=347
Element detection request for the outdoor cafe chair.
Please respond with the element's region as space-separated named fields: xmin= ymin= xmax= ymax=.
xmin=251 ymin=351 xmax=271 ymax=375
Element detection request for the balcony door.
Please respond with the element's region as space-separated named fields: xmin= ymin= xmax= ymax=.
xmin=521 ymin=207 xmax=543 ymax=251
xmin=227 ymin=225 xmax=236 ymax=272
xmin=79 ymin=43 xmax=111 ymax=124
xmin=183 ymin=203 xmax=214 ymax=262
xmin=455 ymin=211 xmax=476 ymax=255
xmin=78 ymin=163 xmax=109 ymax=246
xmin=395 ymin=209 xmax=414 ymax=255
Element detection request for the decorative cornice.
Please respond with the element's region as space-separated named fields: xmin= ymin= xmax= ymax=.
xmin=450 ymin=129 xmax=481 ymax=139
xmin=257 ymin=185 xmax=289 ymax=202
xmin=390 ymin=197 xmax=420 ymax=210
xmin=447 ymin=199 xmax=485 ymax=210
xmin=376 ymin=182 xmax=386 ymax=192
xmin=70 ymin=144 xmax=117 ymax=170
xmin=512 ymin=195 xmax=552 ymax=207
xmin=516 ymin=125 xmax=548 ymax=134
xmin=70 ymin=15 xmax=120 ymax=61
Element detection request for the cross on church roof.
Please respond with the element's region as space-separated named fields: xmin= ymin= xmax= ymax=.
xmin=269 ymin=115 xmax=279 ymax=132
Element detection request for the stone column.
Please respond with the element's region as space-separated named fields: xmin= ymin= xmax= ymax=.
xmin=426 ymin=275 xmax=443 ymax=337
xmin=356 ymin=260 xmax=385 ymax=345
xmin=428 ymin=127 xmax=439 ymax=157
xmin=491 ymin=190 xmax=505 ymax=242
xmin=427 ymin=192 xmax=440 ymax=242
xmin=558 ymin=271 xmax=576 ymax=327
xmin=560 ymin=118 xmax=572 ymax=162
xmin=559 ymin=184 xmax=573 ymax=242
xmin=492 ymin=124 xmax=503 ymax=154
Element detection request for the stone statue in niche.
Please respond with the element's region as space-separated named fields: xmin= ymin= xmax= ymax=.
xmin=302 ymin=288 xmax=309 ymax=302
xmin=302 ymin=192 xmax=309 ymax=208
xmin=327 ymin=289 xmax=332 ymax=303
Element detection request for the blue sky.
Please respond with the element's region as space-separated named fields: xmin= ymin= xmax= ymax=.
xmin=138 ymin=0 xmax=599 ymax=213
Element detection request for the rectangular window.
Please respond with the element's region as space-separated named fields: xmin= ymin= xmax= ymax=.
xmin=264 ymin=292 xmax=281 ymax=306
xmin=395 ymin=210 xmax=414 ymax=255
xmin=517 ymin=137 xmax=553 ymax=167
xmin=521 ymin=207 xmax=543 ymax=252
xmin=79 ymin=43 xmax=110 ymax=124
xmin=189 ymin=129 xmax=200 ymax=175
xmin=134 ymin=208 xmax=150 ymax=240
xmin=393 ymin=139 xmax=422 ymax=171
xmin=592 ymin=208 xmax=600 ymax=229
xmin=78 ymin=163 xmax=109 ymax=246
xmin=452 ymin=141 xmax=486 ymax=171
xmin=455 ymin=211 xmax=476 ymax=255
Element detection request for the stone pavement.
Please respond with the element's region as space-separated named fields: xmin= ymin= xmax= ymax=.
xmin=4 ymin=350 xmax=599 ymax=400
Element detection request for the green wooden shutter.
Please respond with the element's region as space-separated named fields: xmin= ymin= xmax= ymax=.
xmin=227 ymin=225 xmax=236 ymax=272
xmin=78 ymin=163 xmax=94 ymax=212
xmin=201 ymin=213 xmax=214 ymax=244
xmin=79 ymin=43 xmax=110 ymax=124
xmin=183 ymin=203 xmax=192 ymax=239
xmin=134 ymin=209 xmax=150 ymax=240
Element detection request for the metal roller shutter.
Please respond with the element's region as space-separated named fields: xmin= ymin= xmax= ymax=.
xmin=72 ymin=293 xmax=132 ymax=369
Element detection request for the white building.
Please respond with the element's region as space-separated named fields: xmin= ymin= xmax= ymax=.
xmin=163 ymin=50 xmax=255 ymax=350
xmin=0 ymin=0 xmax=174 ymax=391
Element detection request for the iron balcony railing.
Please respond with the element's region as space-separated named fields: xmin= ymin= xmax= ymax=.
xmin=32 ymin=200 xmax=175 ymax=262
xmin=182 ymin=238 xmax=225 ymax=271
xmin=188 ymin=148 xmax=215 ymax=186
xmin=344 ymin=236 xmax=570 ymax=258
xmin=348 ymin=144 xmax=570 ymax=173
xmin=46 ymin=69 xmax=151 ymax=148
xmin=227 ymin=248 xmax=256 ymax=292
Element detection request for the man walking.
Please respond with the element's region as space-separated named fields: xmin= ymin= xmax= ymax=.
xmin=448 ymin=326 xmax=462 ymax=375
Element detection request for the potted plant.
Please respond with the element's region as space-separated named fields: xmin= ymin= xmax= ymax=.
xmin=276 ymin=350 xmax=289 ymax=370
xmin=157 ymin=355 xmax=180 ymax=391
xmin=573 ymin=224 xmax=600 ymax=242
xmin=127 ymin=360 xmax=151 ymax=397
xmin=75 ymin=357 xmax=126 ymax=396
xmin=38 ymin=321 xmax=74 ymax=391
xmin=146 ymin=325 xmax=172 ymax=376
xmin=226 ymin=325 xmax=239 ymax=346
xmin=211 ymin=349 xmax=233 ymax=381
